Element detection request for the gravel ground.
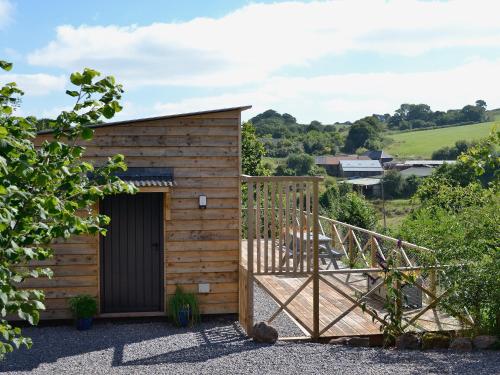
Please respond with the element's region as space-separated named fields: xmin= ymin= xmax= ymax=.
xmin=1 ymin=318 xmax=498 ymax=375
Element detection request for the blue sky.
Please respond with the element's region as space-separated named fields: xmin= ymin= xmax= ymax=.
xmin=1 ymin=0 xmax=500 ymax=123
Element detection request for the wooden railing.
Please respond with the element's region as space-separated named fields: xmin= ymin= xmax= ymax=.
xmin=240 ymin=175 xmax=474 ymax=339
xmin=242 ymin=175 xmax=322 ymax=275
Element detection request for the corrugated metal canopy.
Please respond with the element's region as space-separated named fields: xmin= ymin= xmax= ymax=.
xmin=94 ymin=167 xmax=175 ymax=188
xmin=340 ymin=160 xmax=382 ymax=168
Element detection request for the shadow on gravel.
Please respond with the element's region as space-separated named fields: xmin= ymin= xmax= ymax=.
xmin=0 ymin=318 xmax=264 ymax=372
xmin=114 ymin=322 xmax=261 ymax=367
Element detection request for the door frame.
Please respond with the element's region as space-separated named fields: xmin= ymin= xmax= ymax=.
xmin=97 ymin=189 xmax=171 ymax=317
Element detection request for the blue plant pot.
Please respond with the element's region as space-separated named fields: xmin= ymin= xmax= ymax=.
xmin=76 ymin=317 xmax=93 ymax=331
xmin=178 ymin=307 xmax=190 ymax=327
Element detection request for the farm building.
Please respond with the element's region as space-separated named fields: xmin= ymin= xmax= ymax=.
xmin=315 ymin=155 xmax=370 ymax=177
xmin=339 ymin=159 xmax=383 ymax=178
xmin=362 ymin=150 xmax=393 ymax=165
xmin=30 ymin=106 xmax=250 ymax=319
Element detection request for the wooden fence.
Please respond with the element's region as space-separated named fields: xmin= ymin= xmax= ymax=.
xmin=240 ymin=175 xmax=473 ymax=339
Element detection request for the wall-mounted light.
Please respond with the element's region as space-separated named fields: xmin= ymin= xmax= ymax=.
xmin=199 ymin=195 xmax=207 ymax=209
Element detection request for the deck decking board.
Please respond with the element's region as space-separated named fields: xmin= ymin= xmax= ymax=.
xmin=243 ymin=240 xmax=461 ymax=338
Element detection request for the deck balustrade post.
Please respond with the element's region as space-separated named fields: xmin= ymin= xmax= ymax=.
xmin=247 ymin=182 xmax=254 ymax=336
xmin=312 ymin=181 xmax=320 ymax=340
xmin=370 ymin=236 xmax=377 ymax=267
xmin=348 ymin=229 xmax=354 ymax=266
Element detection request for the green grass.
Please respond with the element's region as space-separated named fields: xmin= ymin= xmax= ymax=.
xmin=371 ymin=198 xmax=414 ymax=232
xmin=386 ymin=121 xmax=497 ymax=159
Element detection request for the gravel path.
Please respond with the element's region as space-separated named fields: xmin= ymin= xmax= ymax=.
xmin=1 ymin=318 xmax=498 ymax=375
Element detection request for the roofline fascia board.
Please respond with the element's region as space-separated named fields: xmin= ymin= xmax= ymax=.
xmin=37 ymin=105 xmax=252 ymax=135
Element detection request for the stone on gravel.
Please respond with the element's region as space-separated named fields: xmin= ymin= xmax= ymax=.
xmin=329 ymin=337 xmax=369 ymax=347
xmin=329 ymin=337 xmax=348 ymax=345
xmin=422 ymin=333 xmax=450 ymax=350
xmin=450 ymin=337 xmax=473 ymax=351
xmin=396 ymin=333 xmax=420 ymax=350
xmin=473 ymin=335 xmax=498 ymax=350
xmin=346 ymin=337 xmax=370 ymax=347
xmin=252 ymin=322 xmax=278 ymax=344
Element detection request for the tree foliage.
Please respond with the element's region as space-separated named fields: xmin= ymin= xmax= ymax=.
xmin=387 ymin=101 xmax=487 ymax=131
xmin=319 ymin=183 xmax=377 ymax=229
xmin=400 ymin=130 xmax=500 ymax=333
xmin=0 ymin=61 xmax=136 ymax=357
xmin=241 ymin=122 xmax=268 ymax=176
xmin=343 ymin=116 xmax=383 ymax=153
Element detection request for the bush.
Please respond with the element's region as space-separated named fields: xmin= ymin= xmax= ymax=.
xmin=69 ymin=295 xmax=97 ymax=319
xmin=382 ymin=170 xmax=404 ymax=199
xmin=275 ymin=153 xmax=315 ymax=176
xmin=320 ymin=183 xmax=377 ymax=229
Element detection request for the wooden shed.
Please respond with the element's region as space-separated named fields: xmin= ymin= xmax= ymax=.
xmin=31 ymin=106 xmax=250 ymax=319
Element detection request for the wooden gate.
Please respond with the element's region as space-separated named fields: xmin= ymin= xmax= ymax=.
xmin=100 ymin=193 xmax=164 ymax=313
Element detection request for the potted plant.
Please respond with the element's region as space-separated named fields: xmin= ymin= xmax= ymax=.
xmin=168 ymin=286 xmax=200 ymax=327
xmin=69 ymin=294 xmax=98 ymax=330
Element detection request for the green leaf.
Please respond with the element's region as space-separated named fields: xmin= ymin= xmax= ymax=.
xmin=102 ymin=105 xmax=115 ymax=119
xmin=0 ymin=61 xmax=13 ymax=71
xmin=70 ymin=72 xmax=83 ymax=86
xmin=1 ymin=106 xmax=13 ymax=115
xmin=0 ymin=185 xmax=7 ymax=195
xmin=65 ymin=90 xmax=79 ymax=97
xmin=0 ymin=126 xmax=8 ymax=139
xmin=81 ymin=127 xmax=94 ymax=140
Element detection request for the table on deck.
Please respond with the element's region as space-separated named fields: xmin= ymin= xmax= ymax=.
xmin=286 ymin=232 xmax=343 ymax=269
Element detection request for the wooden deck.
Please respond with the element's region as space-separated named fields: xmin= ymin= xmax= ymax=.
xmin=241 ymin=240 xmax=462 ymax=338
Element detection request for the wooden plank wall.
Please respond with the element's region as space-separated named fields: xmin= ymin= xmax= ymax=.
xmin=31 ymin=109 xmax=242 ymax=318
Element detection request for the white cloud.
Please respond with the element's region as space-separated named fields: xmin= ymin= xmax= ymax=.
xmin=154 ymin=58 xmax=500 ymax=123
xmin=0 ymin=73 xmax=66 ymax=96
xmin=0 ymin=0 xmax=12 ymax=29
xmin=27 ymin=0 xmax=500 ymax=88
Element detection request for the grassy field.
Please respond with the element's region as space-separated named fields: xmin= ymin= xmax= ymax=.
xmin=386 ymin=121 xmax=496 ymax=159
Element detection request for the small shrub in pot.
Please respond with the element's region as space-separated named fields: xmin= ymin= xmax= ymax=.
xmin=69 ymin=295 xmax=97 ymax=330
xmin=168 ymin=286 xmax=200 ymax=327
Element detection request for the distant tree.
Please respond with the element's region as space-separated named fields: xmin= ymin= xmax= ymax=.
xmin=241 ymin=122 xmax=268 ymax=176
xmin=282 ymin=113 xmax=296 ymax=124
xmin=382 ymin=170 xmax=405 ymax=199
xmin=280 ymin=153 xmax=315 ymax=176
xmin=461 ymin=104 xmax=486 ymax=123
xmin=307 ymin=120 xmax=322 ymax=132
xmin=343 ymin=116 xmax=382 ymax=153
xmin=432 ymin=140 xmax=473 ymax=160
xmin=475 ymin=99 xmax=487 ymax=109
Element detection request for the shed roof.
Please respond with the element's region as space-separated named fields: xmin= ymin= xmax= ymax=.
xmin=403 ymin=160 xmax=456 ymax=166
xmin=341 ymin=177 xmax=381 ymax=186
xmin=315 ymin=155 xmax=370 ymax=165
xmin=38 ymin=105 xmax=252 ymax=134
xmin=363 ymin=150 xmax=393 ymax=160
xmin=400 ymin=167 xmax=434 ymax=178
xmin=340 ymin=159 xmax=383 ymax=172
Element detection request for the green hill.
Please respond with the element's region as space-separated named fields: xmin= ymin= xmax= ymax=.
xmin=386 ymin=121 xmax=497 ymax=159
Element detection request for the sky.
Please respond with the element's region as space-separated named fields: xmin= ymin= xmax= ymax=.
xmin=1 ymin=0 xmax=500 ymax=123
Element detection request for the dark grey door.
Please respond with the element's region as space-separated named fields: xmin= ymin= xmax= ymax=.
xmin=100 ymin=193 xmax=164 ymax=313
